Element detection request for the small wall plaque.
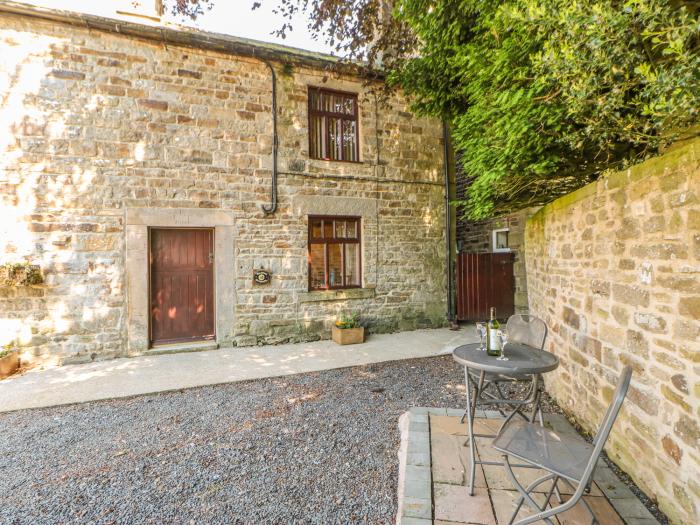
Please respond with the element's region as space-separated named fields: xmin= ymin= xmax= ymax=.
xmin=253 ymin=269 xmax=272 ymax=285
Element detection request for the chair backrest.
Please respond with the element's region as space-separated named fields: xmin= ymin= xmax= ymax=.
xmin=592 ymin=366 xmax=633 ymax=448
xmin=577 ymin=366 xmax=633 ymax=492
xmin=505 ymin=314 xmax=548 ymax=350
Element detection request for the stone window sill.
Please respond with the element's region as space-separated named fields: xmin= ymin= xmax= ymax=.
xmin=298 ymin=287 xmax=375 ymax=303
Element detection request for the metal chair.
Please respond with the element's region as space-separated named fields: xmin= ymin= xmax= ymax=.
xmin=463 ymin=314 xmax=548 ymax=423
xmin=505 ymin=314 xmax=548 ymax=351
xmin=492 ymin=366 xmax=633 ymax=525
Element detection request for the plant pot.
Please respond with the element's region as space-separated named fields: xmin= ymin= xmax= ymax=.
xmin=332 ymin=325 xmax=365 ymax=345
xmin=0 ymin=352 xmax=19 ymax=379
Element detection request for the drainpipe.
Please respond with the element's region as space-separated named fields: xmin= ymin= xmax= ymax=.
xmin=260 ymin=59 xmax=278 ymax=215
xmin=443 ymin=121 xmax=456 ymax=323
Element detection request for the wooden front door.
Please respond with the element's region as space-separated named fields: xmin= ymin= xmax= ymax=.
xmin=150 ymin=228 xmax=215 ymax=346
xmin=455 ymin=252 xmax=515 ymax=322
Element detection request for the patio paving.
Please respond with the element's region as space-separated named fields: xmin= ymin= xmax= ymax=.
xmin=398 ymin=408 xmax=660 ymax=525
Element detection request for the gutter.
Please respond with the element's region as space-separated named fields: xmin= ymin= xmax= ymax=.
xmin=443 ymin=121 xmax=456 ymax=322
xmin=260 ymin=59 xmax=278 ymax=215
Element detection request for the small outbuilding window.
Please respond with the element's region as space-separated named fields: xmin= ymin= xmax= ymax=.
xmin=492 ymin=228 xmax=510 ymax=252
xmin=308 ymin=216 xmax=361 ymax=290
xmin=308 ymin=87 xmax=359 ymax=162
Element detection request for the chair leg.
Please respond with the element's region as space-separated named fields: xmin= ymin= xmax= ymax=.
xmin=495 ymin=375 xmax=539 ymax=436
xmin=508 ymin=497 xmax=525 ymax=525
xmin=507 ymin=472 xmax=559 ymax=525
xmin=557 ymin=477 xmax=600 ymax=522
xmin=543 ymin=476 xmax=559 ymax=510
xmin=496 ymin=401 xmax=523 ymax=436
xmin=529 ymin=390 xmax=542 ymax=423
xmin=494 ymin=382 xmax=510 ymax=417
xmin=531 ymin=390 xmax=565 ymax=505
xmin=502 ymin=455 xmax=586 ymax=525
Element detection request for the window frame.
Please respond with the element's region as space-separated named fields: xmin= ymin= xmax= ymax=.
xmin=307 ymin=86 xmax=360 ymax=163
xmin=308 ymin=215 xmax=362 ymax=291
xmin=492 ymin=228 xmax=511 ymax=253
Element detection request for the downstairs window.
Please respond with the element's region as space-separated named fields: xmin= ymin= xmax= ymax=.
xmin=308 ymin=216 xmax=361 ymax=290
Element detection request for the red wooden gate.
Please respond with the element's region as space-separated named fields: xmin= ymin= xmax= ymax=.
xmin=150 ymin=228 xmax=215 ymax=346
xmin=456 ymin=252 xmax=515 ymax=322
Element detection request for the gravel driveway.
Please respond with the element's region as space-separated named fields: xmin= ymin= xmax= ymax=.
xmin=0 ymin=356 xmax=556 ymax=524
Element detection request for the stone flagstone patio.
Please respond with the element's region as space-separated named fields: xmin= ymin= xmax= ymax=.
xmin=397 ymin=408 xmax=660 ymax=525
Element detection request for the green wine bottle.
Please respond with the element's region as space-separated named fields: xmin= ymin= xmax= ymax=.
xmin=486 ymin=307 xmax=501 ymax=356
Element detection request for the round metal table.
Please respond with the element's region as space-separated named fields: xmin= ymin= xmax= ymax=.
xmin=452 ymin=342 xmax=559 ymax=496
xmin=453 ymin=342 xmax=559 ymax=376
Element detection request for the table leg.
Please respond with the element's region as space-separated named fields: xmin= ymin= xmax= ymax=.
xmin=529 ymin=375 xmax=541 ymax=424
xmin=474 ymin=371 xmax=486 ymax=418
xmin=464 ymin=365 xmax=477 ymax=496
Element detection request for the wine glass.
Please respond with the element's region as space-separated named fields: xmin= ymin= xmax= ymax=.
xmin=475 ymin=323 xmax=486 ymax=351
xmin=497 ymin=330 xmax=509 ymax=361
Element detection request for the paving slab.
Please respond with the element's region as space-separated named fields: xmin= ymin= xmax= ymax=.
xmin=397 ymin=410 xmax=660 ymax=525
xmin=556 ymin=495 xmax=625 ymax=525
xmin=0 ymin=327 xmax=472 ymax=412
xmin=434 ymin=483 xmax=496 ymax=525
xmin=491 ymin=489 xmax=554 ymax=525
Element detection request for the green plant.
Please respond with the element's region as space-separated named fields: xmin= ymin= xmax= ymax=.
xmin=335 ymin=312 xmax=360 ymax=329
xmin=1 ymin=262 xmax=43 ymax=286
xmin=393 ymin=0 xmax=700 ymax=218
xmin=0 ymin=344 xmax=16 ymax=359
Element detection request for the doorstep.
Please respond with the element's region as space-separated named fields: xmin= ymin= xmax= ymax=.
xmin=136 ymin=340 xmax=219 ymax=357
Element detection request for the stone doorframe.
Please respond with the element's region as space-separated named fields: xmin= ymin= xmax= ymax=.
xmin=125 ymin=208 xmax=236 ymax=353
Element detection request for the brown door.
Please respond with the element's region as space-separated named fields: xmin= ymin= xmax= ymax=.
xmin=456 ymin=252 xmax=515 ymax=322
xmin=150 ymin=228 xmax=215 ymax=345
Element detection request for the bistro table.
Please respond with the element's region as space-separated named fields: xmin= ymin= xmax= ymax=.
xmin=452 ymin=342 xmax=559 ymax=496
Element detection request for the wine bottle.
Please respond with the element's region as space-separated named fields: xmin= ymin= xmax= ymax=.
xmin=486 ymin=307 xmax=501 ymax=356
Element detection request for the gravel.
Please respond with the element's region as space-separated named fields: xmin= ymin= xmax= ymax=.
xmin=0 ymin=355 xmax=662 ymax=524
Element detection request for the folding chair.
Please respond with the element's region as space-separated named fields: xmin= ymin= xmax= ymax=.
xmin=492 ymin=366 xmax=633 ymax=525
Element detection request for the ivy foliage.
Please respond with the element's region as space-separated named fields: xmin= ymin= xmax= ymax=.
xmin=392 ymin=0 xmax=700 ymax=218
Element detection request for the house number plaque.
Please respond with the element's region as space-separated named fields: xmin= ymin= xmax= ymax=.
xmin=253 ymin=269 xmax=271 ymax=285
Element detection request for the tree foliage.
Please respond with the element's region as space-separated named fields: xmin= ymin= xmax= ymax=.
xmin=172 ymin=0 xmax=700 ymax=218
xmin=393 ymin=1 xmax=700 ymax=217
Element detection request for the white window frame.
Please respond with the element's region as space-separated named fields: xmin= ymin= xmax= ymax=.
xmin=492 ymin=227 xmax=511 ymax=253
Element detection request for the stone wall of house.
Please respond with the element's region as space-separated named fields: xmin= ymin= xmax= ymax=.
xmin=0 ymin=11 xmax=447 ymax=364
xmin=524 ymin=139 xmax=700 ymax=524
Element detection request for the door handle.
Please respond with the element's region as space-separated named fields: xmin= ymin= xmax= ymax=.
xmin=208 ymin=252 xmax=214 ymax=264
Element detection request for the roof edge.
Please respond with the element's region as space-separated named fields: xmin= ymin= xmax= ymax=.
xmin=0 ymin=1 xmax=370 ymax=73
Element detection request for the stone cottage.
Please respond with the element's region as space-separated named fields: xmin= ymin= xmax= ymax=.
xmin=0 ymin=2 xmax=452 ymax=365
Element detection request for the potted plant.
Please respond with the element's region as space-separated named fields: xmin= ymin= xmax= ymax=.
xmin=332 ymin=312 xmax=365 ymax=345
xmin=0 ymin=345 xmax=20 ymax=379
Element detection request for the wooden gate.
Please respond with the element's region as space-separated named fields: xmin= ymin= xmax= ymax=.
xmin=456 ymin=252 xmax=515 ymax=322
xmin=150 ymin=228 xmax=215 ymax=346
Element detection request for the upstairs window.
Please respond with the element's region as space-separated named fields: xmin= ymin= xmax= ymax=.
xmin=308 ymin=87 xmax=359 ymax=162
xmin=308 ymin=216 xmax=361 ymax=290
